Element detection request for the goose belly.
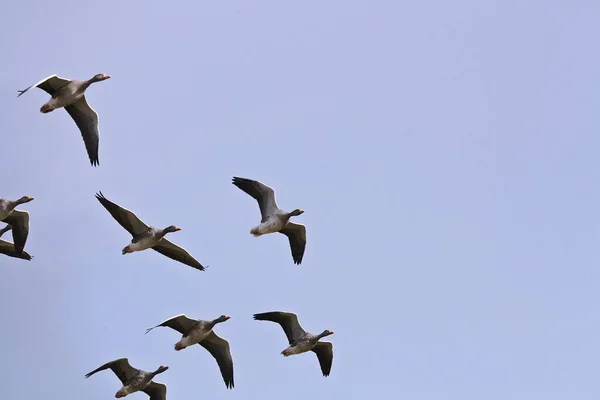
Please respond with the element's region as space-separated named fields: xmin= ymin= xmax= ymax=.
xmin=282 ymin=341 xmax=314 ymax=356
xmin=128 ymin=237 xmax=159 ymax=252
xmin=255 ymin=218 xmax=286 ymax=235
xmin=180 ymin=329 xmax=210 ymax=348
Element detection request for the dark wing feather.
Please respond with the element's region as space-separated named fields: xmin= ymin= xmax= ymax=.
xmin=17 ymin=75 xmax=71 ymax=97
xmin=279 ymin=222 xmax=306 ymax=265
xmin=0 ymin=239 xmax=32 ymax=260
xmin=95 ymin=192 xmax=149 ymax=236
xmin=311 ymin=341 xmax=333 ymax=377
xmin=143 ymin=382 xmax=167 ymax=400
xmin=145 ymin=314 xmax=198 ymax=335
xmin=152 ymin=238 xmax=206 ymax=271
xmin=2 ymin=210 xmax=29 ymax=255
xmin=199 ymin=331 xmax=235 ymax=389
xmin=64 ymin=96 xmax=100 ymax=166
xmin=84 ymin=358 xmax=138 ymax=385
xmin=232 ymin=177 xmax=279 ymax=222
xmin=253 ymin=311 xmax=306 ymax=344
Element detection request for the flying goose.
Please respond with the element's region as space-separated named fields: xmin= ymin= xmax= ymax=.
xmin=0 ymin=197 xmax=33 ymax=256
xmin=94 ymin=192 xmax=206 ymax=271
xmin=146 ymin=314 xmax=234 ymax=389
xmin=85 ymin=358 xmax=168 ymax=399
xmin=253 ymin=311 xmax=334 ymax=376
xmin=18 ymin=73 xmax=111 ymax=166
xmin=232 ymin=177 xmax=306 ymax=264
xmin=0 ymin=225 xmax=32 ymax=261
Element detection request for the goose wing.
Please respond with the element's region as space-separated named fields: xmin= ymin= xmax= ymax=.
xmin=145 ymin=314 xmax=198 ymax=335
xmin=64 ymin=95 xmax=100 ymax=166
xmin=17 ymin=75 xmax=71 ymax=97
xmin=253 ymin=311 xmax=307 ymax=344
xmin=143 ymin=382 xmax=167 ymax=400
xmin=311 ymin=341 xmax=333 ymax=376
xmin=0 ymin=239 xmax=32 ymax=260
xmin=199 ymin=331 xmax=234 ymax=389
xmin=2 ymin=210 xmax=29 ymax=255
xmin=85 ymin=358 xmax=138 ymax=385
xmin=279 ymin=222 xmax=306 ymax=265
xmin=95 ymin=192 xmax=149 ymax=237
xmin=152 ymin=238 xmax=206 ymax=271
xmin=232 ymin=177 xmax=279 ymax=222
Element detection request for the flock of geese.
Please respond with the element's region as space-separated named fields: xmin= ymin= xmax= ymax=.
xmin=3 ymin=73 xmax=334 ymax=399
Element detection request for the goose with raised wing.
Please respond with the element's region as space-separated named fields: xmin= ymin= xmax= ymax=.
xmin=94 ymin=192 xmax=206 ymax=271
xmin=253 ymin=311 xmax=334 ymax=376
xmin=0 ymin=196 xmax=33 ymax=256
xmin=146 ymin=314 xmax=234 ymax=388
xmin=0 ymin=225 xmax=32 ymax=261
xmin=18 ymin=73 xmax=110 ymax=166
xmin=85 ymin=358 xmax=168 ymax=399
xmin=232 ymin=177 xmax=306 ymax=264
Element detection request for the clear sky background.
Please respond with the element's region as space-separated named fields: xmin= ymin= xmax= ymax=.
xmin=1 ymin=0 xmax=599 ymax=399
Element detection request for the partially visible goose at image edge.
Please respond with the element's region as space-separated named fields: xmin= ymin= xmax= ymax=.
xmin=0 ymin=196 xmax=34 ymax=256
xmin=94 ymin=191 xmax=207 ymax=271
xmin=17 ymin=73 xmax=111 ymax=167
xmin=85 ymin=358 xmax=168 ymax=400
xmin=0 ymin=225 xmax=32 ymax=261
xmin=146 ymin=314 xmax=235 ymax=389
xmin=232 ymin=177 xmax=307 ymax=265
xmin=253 ymin=311 xmax=334 ymax=376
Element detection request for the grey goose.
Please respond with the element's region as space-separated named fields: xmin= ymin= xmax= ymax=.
xmin=0 ymin=225 xmax=32 ymax=261
xmin=146 ymin=314 xmax=234 ymax=388
xmin=94 ymin=192 xmax=206 ymax=271
xmin=18 ymin=73 xmax=111 ymax=166
xmin=232 ymin=177 xmax=306 ymax=264
xmin=0 ymin=196 xmax=34 ymax=256
xmin=85 ymin=358 xmax=168 ymax=399
xmin=253 ymin=311 xmax=334 ymax=376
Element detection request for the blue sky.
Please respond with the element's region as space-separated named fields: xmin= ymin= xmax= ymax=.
xmin=1 ymin=0 xmax=599 ymax=398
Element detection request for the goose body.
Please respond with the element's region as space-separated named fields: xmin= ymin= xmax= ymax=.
xmin=18 ymin=73 xmax=111 ymax=166
xmin=253 ymin=311 xmax=334 ymax=376
xmin=85 ymin=358 xmax=168 ymax=400
xmin=232 ymin=177 xmax=307 ymax=264
xmin=94 ymin=192 xmax=206 ymax=271
xmin=146 ymin=314 xmax=234 ymax=389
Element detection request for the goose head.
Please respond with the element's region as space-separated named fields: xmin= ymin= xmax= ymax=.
xmin=318 ymin=329 xmax=334 ymax=339
xmin=163 ymin=225 xmax=181 ymax=234
xmin=215 ymin=315 xmax=231 ymax=323
xmin=17 ymin=196 xmax=34 ymax=204
xmin=153 ymin=365 xmax=169 ymax=375
xmin=288 ymin=208 xmax=304 ymax=217
xmin=90 ymin=73 xmax=111 ymax=83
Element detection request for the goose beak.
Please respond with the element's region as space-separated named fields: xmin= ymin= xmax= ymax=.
xmin=174 ymin=226 xmax=181 ymax=231
xmin=103 ymin=74 xmax=111 ymax=79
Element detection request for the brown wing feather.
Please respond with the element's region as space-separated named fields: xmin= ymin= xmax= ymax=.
xmin=152 ymin=238 xmax=206 ymax=271
xmin=253 ymin=311 xmax=306 ymax=344
xmin=143 ymin=382 xmax=167 ymax=400
xmin=84 ymin=358 xmax=138 ymax=385
xmin=95 ymin=192 xmax=149 ymax=236
xmin=279 ymin=222 xmax=306 ymax=265
xmin=311 ymin=341 xmax=333 ymax=376
xmin=65 ymin=96 xmax=100 ymax=166
xmin=199 ymin=331 xmax=235 ymax=389
xmin=2 ymin=210 xmax=29 ymax=255
xmin=145 ymin=314 xmax=198 ymax=335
